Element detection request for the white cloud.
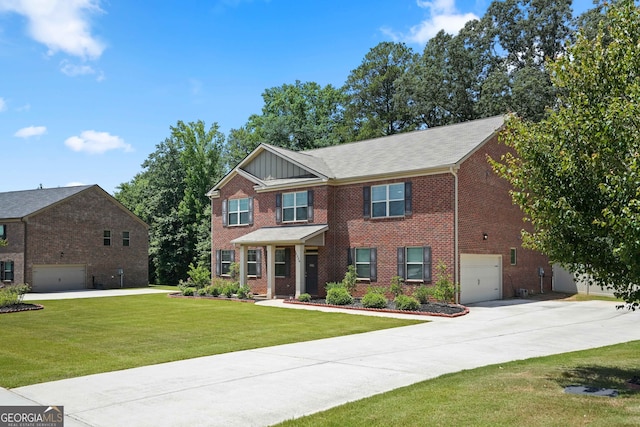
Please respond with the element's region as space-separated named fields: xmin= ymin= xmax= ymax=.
xmin=14 ymin=125 xmax=46 ymax=138
xmin=0 ymin=97 xmax=6 ymax=112
xmin=0 ymin=0 xmax=106 ymax=59
xmin=383 ymin=0 xmax=479 ymax=44
xmin=64 ymin=130 xmax=132 ymax=154
xmin=60 ymin=60 xmax=104 ymax=80
xmin=65 ymin=181 xmax=86 ymax=187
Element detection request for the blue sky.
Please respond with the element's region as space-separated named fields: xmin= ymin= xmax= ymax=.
xmin=0 ymin=0 xmax=594 ymax=195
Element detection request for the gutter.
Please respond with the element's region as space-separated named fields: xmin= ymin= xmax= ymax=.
xmin=449 ymin=165 xmax=460 ymax=305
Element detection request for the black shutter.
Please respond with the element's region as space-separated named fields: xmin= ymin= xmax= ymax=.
xmin=363 ymin=186 xmax=371 ymax=218
xmin=404 ymin=181 xmax=412 ymax=216
xmin=222 ymin=199 xmax=228 ymax=227
xmin=248 ymin=197 xmax=254 ymax=226
xmin=423 ymin=246 xmax=432 ymax=282
xmin=397 ymin=247 xmax=405 ymax=279
xmin=307 ymin=190 xmax=314 ymax=222
xmin=215 ymin=250 xmax=221 ymax=277
xmin=255 ymin=249 xmax=262 ymax=278
xmin=275 ymin=193 xmax=282 ymax=223
xmin=370 ymin=248 xmax=377 ymax=282
xmin=284 ymin=248 xmax=291 ymax=277
xmin=347 ymin=247 xmax=354 ymax=265
xmin=0 ymin=261 xmax=3 ymax=281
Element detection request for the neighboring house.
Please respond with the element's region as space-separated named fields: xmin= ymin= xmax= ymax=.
xmin=0 ymin=185 xmax=148 ymax=292
xmin=208 ymin=115 xmax=551 ymax=304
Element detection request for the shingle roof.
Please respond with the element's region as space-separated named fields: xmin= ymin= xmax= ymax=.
xmin=0 ymin=185 xmax=93 ymax=219
xmin=302 ymin=115 xmax=505 ymax=180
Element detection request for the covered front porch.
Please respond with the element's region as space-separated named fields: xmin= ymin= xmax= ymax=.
xmin=231 ymin=224 xmax=328 ymax=299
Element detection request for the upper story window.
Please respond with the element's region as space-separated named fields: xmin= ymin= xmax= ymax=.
xmin=123 ymin=231 xmax=130 ymax=247
xmin=222 ymin=197 xmax=253 ymax=227
xmin=283 ymin=191 xmax=307 ymax=222
xmin=103 ymin=230 xmax=111 ymax=246
xmin=276 ymin=190 xmax=314 ymax=223
xmin=0 ymin=224 xmax=6 ymax=240
xmin=363 ymin=182 xmax=412 ymax=219
xmin=229 ymin=198 xmax=250 ymax=226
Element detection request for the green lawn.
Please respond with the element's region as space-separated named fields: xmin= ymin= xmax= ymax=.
xmin=0 ymin=294 xmax=422 ymax=388
xmin=277 ymin=340 xmax=640 ymax=427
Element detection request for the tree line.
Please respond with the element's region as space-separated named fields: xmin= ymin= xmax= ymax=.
xmin=115 ymin=0 xmax=608 ymax=285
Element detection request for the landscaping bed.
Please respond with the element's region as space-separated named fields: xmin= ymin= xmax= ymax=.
xmin=0 ymin=303 xmax=44 ymax=314
xmin=285 ymin=298 xmax=468 ymax=317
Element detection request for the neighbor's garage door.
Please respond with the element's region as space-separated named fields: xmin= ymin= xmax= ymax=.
xmin=32 ymin=265 xmax=86 ymax=292
xmin=460 ymin=254 xmax=501 ymax=304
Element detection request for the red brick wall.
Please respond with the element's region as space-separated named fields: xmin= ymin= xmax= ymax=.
xmin=24 ymin=187 xmax=149 ymax=288
xmin=458 ymin=135 xmax=551 ymax=297
xmin=0 ymin=221 xmax=26 ymax=284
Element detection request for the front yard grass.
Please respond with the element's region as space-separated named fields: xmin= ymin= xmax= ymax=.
xmin=277 ymin=340 xmax=640 ymax=427
xmin=0 ymin=294 xmax=422 ymax=388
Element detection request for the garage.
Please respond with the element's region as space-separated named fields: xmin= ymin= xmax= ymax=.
xmin=460 ymin=254 xmax=502 ymax=304
xmin=32 ymin=264 xmax=86 ymax=292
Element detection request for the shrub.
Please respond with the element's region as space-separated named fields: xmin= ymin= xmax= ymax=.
xmin=298 ymin=293 xmax=312 ymax=302
xmin=197 ymin=288 xmax=207 ymax=296
xmin=180 ymin=287 xmax=196 ymax=297
xmin=187 ymin=263 xmax=211 ymax=288
xmin=343 ymin=264 xmax=358 ymax=294
xmin=326 ymin=287 xmax=354 ymax=305
xmin=325 ymin=282 xmax=344 ymax=291
xmin=431 ymin=261 xmax=458 ymax=303
xmin=236 ymin=284 xmax=251 ymax=300
xmin=394 ymin=295 xmax=420 ymax=311
xmin=222 ymin=284 xmax=235 ymax=298
xmin=390 ymin=276 xmax=404 ymax=297
xmin=0 ymin=283 xmax=30 ymax=307
xmin=362 ymin=292 xmax=387 ymax=309
xmin=413 ymin=284 xmax=431 ymax=304
xmin=229 ymin=262 xmax=240 ymax=280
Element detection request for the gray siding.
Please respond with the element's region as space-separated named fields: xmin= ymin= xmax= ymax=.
xmin=244 ymin=151 xmax=311 ymax=180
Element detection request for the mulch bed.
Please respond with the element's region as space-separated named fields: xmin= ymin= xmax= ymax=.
xmin=0 ymin=303 xmax=44 ymax=314
xmin=167 ymin=292 xmax=256 ymax=303
xmin=285 ymin=298 xmax=469 ymax=318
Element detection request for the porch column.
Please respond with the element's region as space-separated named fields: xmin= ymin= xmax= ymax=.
xmin=295 ymin=244 xmax=305 ymax=298
xmin=266 ymin=244 xmax=276 ymax=299
xmin=238 ymin=245 xmax=248 ymax=286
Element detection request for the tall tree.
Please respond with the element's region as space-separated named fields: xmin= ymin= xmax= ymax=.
xmin=342 ymin=42 xmax=418 ymax=140
xmin=116 ymin=121 xmax=224 ymax=284
xmin=491 ymin=0 xmax=640 ymax=307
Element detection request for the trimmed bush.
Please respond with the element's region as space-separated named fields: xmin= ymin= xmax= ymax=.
xmin=394 ymin=295 xmax=420 ymax=311
xmin=362 ymin=292 xmax=387 ymax=309
xmin=236 ymin=285 xmax=251 ymax=300
xmin=197 ymin=288 xmax=207 ymax=296
xmin=181 ymin=287 xmax=196 ymax=297
xmin=326 ymin=287 xmax=354 ymax=306
xmin=413 ymin=285 xmax=431 ymax=304
xmin=298 ymin=293 xmax=312 ymax=302
xmin=0 ymin=283 xmax=30 ymax=307
xmin=325 ymin=282 xmax=344 ymax=291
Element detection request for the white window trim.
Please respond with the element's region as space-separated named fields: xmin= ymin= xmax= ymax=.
xmin=282 ymin=191 xmax=308 ymax=223
xmin=355 ymin=248 xmax=371 ymax=280
xmin=221 ymin=250 xmax=233 ymax=276
xmin=275 ymin=248 xmax=286 ymax=278
xmin=228 ymin=198 xmax=250 ymax=226
xmin=247 ymin=249 xmax=258 ymax=277
xmin=371 ymin=183 xmax=405 ymax=218
xmin=405 ymin=247 xmax=424 ymax=282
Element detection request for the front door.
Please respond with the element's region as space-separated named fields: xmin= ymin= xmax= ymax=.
xmin=305 ymin=254 xmax=318 ymax=295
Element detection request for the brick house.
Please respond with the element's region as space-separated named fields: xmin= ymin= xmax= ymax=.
xmin=0 ymin=185 xmax=148 ymax=291
xmin=208 ymin=116 xmax=551 ymax=304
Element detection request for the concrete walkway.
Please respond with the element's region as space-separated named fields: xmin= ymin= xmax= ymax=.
xmin=3 ymin=296 xmax=640 ymax=426
xmin=23 ymin=288 xmax=173 ymax=301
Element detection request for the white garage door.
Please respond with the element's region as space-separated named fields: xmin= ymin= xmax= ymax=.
xmin=460 ymin=254 xmax=501 ymax=304
xmin=32 ymin=265 xmax=86 ymax=292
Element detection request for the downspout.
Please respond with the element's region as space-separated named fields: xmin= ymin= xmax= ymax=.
xmin=449 ymin=166 xmax=460 ymax=305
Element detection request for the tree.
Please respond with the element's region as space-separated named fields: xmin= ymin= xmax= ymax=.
xmin=491 ymin=0 xmax=640 ymax=307
xmin=115 ymin=121 xmax=224 ymax=284
xmin=224 ymin=81 xmax=345 ymax=170
xmin=342 ymin=42 xmax=418 ymax=140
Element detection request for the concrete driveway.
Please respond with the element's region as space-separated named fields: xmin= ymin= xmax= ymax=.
xmin=3 ymin=298 xmax=640 ymax=427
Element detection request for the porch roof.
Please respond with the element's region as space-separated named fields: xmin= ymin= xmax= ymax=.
xmin=231 ymin=224 xmax=328 ymax=246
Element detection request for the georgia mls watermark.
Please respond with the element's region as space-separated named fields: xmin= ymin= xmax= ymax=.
xmin=0 ymin=406 xmax=63 ymax=427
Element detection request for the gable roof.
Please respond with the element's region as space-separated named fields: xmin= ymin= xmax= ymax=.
xmin=0 ymin=185 xmax=94 ymax=219
xmin=209 ymin=115 xmax=505 ymax=196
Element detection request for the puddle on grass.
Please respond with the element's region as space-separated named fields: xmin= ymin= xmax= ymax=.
xmin=564 ymin=385 xmax=618 ymax=397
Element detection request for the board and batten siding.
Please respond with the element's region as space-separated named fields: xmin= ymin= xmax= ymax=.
xmin=244 ymin=150 xmax=310 ymax=180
